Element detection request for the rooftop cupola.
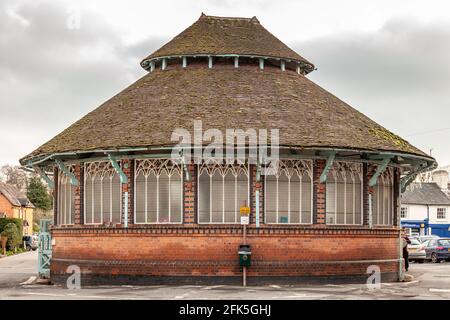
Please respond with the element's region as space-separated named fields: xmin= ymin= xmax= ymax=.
xmin=140 ymin=13 xmax=315 ymax=75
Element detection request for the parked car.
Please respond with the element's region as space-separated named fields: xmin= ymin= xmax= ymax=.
xmin=423 ymin=238 xmax=450 ymax=263
xmin=415 ymin=235 xmax=440 ymax=244
xmin=408 ymin=238 xmax=426 ymax=263
xmin=23 ymin=235 xmax=38 ymax=251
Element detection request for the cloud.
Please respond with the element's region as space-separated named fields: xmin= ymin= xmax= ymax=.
xmin=0 ymin=0 xmax=165 ymax=165
xmin=292 ymin=17 xmax=450 ymax=165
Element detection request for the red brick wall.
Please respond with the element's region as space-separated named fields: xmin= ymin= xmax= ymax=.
xmin=51 ymin=227 xmax=399 ymax=281
xmin=0 ymin=194 xmax=13 ymax=217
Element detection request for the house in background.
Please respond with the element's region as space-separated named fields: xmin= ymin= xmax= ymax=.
xmin=0 ymin=182 xmax=34 ymax=235
xmin=401 ymin=182 xmax=450 ymax=237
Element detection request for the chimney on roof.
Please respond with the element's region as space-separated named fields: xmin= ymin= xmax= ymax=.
xmin=432 ymin=170 xmax=449 ymax=191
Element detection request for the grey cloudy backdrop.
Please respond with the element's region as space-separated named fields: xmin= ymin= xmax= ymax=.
xmin=1 ymin=0 xmax=449 ymax=166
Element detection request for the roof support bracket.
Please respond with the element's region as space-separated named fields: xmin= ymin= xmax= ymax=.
xmin=107 ymin=154 xmax=128 ymax=184
xmin=234 ymin=56 xmax=239 ymax=68
xmin=182 ymin=56 xmax=187 ymax=68
xmin=259 ymin=58 xmax=264 ymax=70
xmin=54 ymin=159 xmax=78 ymax=186
xmin=33 ymin=166 xmax=54 ymax=189
xmin=400 ymin=161 xmax=435 ymax=193
xmin=319 ymin=151 xmax=336 ymax=183
xmin=369 ymin=155 xmax=393 ymax=187
xmin=179 ymin=149 xmax=190 ymax=181
xmin=208 ymin=56 xmax=213 ymax=69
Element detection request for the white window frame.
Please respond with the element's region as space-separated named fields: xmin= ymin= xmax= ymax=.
xmin=57 ymin=165 xmax=75 ymax=226
xmin=437 ymin=207 xmax=447 ymax=220
xmin=197 ymin=160 xmax=250 ymax=224
xmin=400 ymin=206 xmax=408 ymax=219
xmin=133 ymin=159 xmax=183 ymax=224
xmin=373 ymin=167 xmax=394 ymax=226
xmin=264 ymin=159 xmax=313 ymax=225
xmin=83 ymin=161 xmax=122 ymax=225
xmin=326 ymin=162 xmax=364 ymax=226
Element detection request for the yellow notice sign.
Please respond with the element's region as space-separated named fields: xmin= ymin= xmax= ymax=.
xmin=240 ymin=206 xmax=250 ymax=216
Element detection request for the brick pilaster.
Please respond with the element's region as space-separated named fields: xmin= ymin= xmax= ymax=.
xmin=250 ymin=164 xmax=263 ymax=225
xmin=121 ymin=159 xmax=133 ymax=225
xmin=314 ymin=159 xmax=326 ymax=224
xmin=73 ymin=164 xmax=83 ymax=225
xmin=363 ymin=163 xmax=369 ymax=226
xmin=53 ymin=167 xmax=58 ymax=225
xmin=393 ymin=167 xmax=400 ymax=227
xmin=184 ymin=163 xmax=196 ymax=224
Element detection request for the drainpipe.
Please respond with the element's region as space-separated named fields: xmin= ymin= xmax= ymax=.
xmin=426 ymin=205 xmax=430 ymax=236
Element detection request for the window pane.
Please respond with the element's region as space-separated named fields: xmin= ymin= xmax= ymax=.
xmin=326 ymin=175 xmax=336 ymax=224
xmin=135 ymin=173 xmax=146 ymax=223
xmin=198 ymin=172 xmax=210 ymax=223
xmin=345 ymin=173 xmax=353 ymax=224
xmin=278 ymin=173 xmax=289 ymax=223
xmin=354 ymin=182 xmax=362 ymax=224
xmin=85 ymin=177 xmax=93 ymax=223
xmin=336 ymin=175 xmax=345 ymax=224
xmin=265 ymin=175 xmax=277 ymax=223
xmin=159 ymin=175 xmax=170 ymax=223
xmin=211 ymin=173 xmax=223 ymax=223
xmin=102 ymin=177 xmax=112 ymax=223
xmin=147 ymin=175 xmax=157 ymax=223
xmin=111 ymin=174 xmax=121 ymax=223
xmin=170 ymin=173 xmax=182 ymax=223
xmin=301 ymin=174 xmax=312 ymax=224
xmin=223 ymin=173 xmax=236 ymax=223
xmin=290 ymin=174 xmax=300 ymax=224
xmin=93 ymin=178 xmax=102 ymax=224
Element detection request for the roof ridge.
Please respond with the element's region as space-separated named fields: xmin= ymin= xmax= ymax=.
xmin=199 ymin=13 xmax=259 ymax=23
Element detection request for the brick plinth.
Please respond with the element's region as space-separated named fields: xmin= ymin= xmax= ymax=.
xmin=50 ymin=226 xmax=399 ymax=286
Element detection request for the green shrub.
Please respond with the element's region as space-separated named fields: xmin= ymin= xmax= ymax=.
xmin=0 ymin=218 xmax=23 ymax=239
xmin=1 ymin=223 xmax=21 ymax=251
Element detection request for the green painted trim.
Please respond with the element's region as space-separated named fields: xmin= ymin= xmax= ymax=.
xmin=107 ymin=154 xmax=128 ymax=184
xmin=55 ymin=159 xmax=79 ymax=186
xmin=319 ymin=152 xmax=336 ymax=183
xmin=33 ymin=166 xmax=54 ymax=189
xmin=368 ymin=156 xmax=393 ymax=186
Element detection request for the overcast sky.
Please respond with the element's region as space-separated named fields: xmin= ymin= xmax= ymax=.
xmin=1 ymin=0 xmax=450 ymax=167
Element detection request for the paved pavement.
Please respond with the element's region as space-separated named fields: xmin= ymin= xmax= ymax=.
xmin=0 ymin=253 xmax=449 ymax=299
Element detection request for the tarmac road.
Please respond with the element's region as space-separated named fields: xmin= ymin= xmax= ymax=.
xmin=0 ymin=253 xmax=449 ymax=300
xmin=0 ymin=251 xmax=37 ymax=289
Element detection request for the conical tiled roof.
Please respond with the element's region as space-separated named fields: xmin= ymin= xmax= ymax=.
xmin=20 ymin=15 xmax=433 ymax=165
xmin=141 ymin=14 xmax=314 ymax=72
xmin=21 ymin=64 xmax=429 ymax=162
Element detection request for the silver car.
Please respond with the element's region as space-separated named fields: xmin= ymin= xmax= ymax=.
xmin=408 ymin=238 xmax=426 ymax=262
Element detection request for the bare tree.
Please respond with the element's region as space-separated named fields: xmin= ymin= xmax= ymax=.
xmin=0 ymin=165 xmax=29 ymax=192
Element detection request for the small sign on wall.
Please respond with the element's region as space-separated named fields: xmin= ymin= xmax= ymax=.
xmin=240 ymin=216 xmax=249 ymax=225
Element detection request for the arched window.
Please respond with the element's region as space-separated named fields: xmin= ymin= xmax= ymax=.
xmin=57 ymin=165 xmax=75 ymax=225
xmin=84 ymin=161 xmax=122 ymax=224
xmin=373 ymin=167 xmax=394 ymax=226
xmin=134 ymin=159 xmax=183 ymax=224
xmin=198 ymin=160 xmax=249 ymax=224
xmin=265 ymin=160 xmax=313 ymax=224
xmin=326 ymin=162 xmax=363 ymax=225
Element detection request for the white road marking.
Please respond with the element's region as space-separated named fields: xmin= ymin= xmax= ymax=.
xmin=20 ymin=276 xmax=36 ymax=285
xmin=429 ymin=288 xmax=450 ymax=293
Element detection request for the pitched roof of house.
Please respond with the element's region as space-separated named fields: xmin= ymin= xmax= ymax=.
xmin=0 ymin=182 xmax=34 ymax=208
xmin=141 ymin=14 xmax=314 ymax=71
xmin=402 ymin=182 xmax=450 ymax=205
